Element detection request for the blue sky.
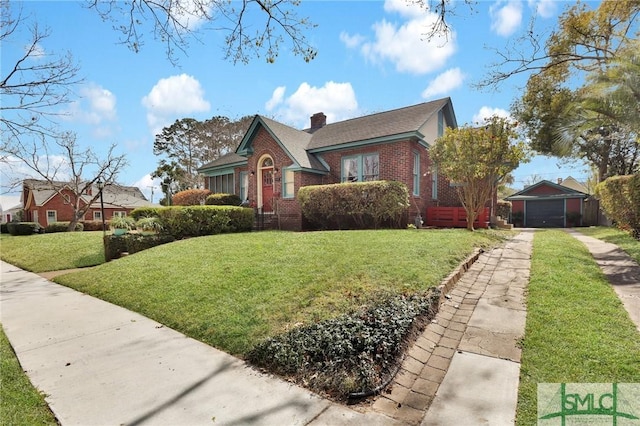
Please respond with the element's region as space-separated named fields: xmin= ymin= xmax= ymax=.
xmin=2 ymin=0 xmax=594 ymax=203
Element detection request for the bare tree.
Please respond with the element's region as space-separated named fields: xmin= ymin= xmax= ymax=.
xmin=0 ymin=1 xmax=82 ymax=145
xmin=3 ymin=131 xmax=128 ymax=231
xmin=85 ymin=0 xmax=318 ymax=64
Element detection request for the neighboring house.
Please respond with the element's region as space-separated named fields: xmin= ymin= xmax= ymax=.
xmin=21 ymin=179 xmax=152 ymax=227
xmin=0 ymin=195 xmax=22 ymax=223
xmin=505 ymin=179 xmax=589 ymax=227
xmin=557 ymin=176 xmax=590 ymax=194
xmin=198 ymin=98 xmax=464 ymax=230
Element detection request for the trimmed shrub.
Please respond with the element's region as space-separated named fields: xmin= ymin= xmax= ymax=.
xmin=1 ymin=223 xmax=9 ymax=234
xmin=104 ymin=234 xmax=176 ymax=261
xmin=172 ymin=189 xmax=212 ymax=206
xmin=45 ymin=222 xmax=84 ymax=233
xmin=156 ymin=206 xmax=253 ymax=239
xmin=205 ymin=193 xmax=243 ymax=206
xmin=81 ymin=220 xmax=107 ymax=231
xmin=297 ymin=181 xmax=409 ymax=230
xmin=7 ymin=222 xmax=44 ymax=236
xmin=130 ymin=207 xmax=161 ymax=220
xmin=247 ymin=290 xmax=440 ymax=400
xmin=596 ymin=174 xmax=640 ymax=238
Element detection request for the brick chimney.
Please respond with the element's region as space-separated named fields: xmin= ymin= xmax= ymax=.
xmin=310 ymin=112 xmax=326 ymax=131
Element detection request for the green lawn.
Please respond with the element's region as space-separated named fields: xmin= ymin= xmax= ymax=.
xmin=516 ymin=230 xmax=640 ymax=425
xmin=53 ymin=229 xmax=509 ymax=356
xmin=0 ymin=232 xmax=105 ymax=272
xmin=0 ymin=325 xmax=58 ymax=425
xmin=576 ymin=226 xmax=640 ymax=264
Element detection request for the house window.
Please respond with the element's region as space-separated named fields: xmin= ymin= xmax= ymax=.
xmin=239 ymin=172 xmax=248 ymax=202
xmin=438 ymin=110 xmax=444 ymax=137
xmin=210 ymin=174 xmax=235 ymax=194
xmin=93 ymin=211 xmax=102 ymax=221
xmin=413 ymin=152 xmax=420 ymax=196
xmin=283 ymin=168 xmax=295 ymax=198
xmin=341 ymin=153 xmax=379 ymax=182
xmin=432 ymin=164 xmax=438 ymax=199
xmin=113 ymin=211 xmax=127 ymax=218
xmin=46 ymin=210 xmax=57 ymax=225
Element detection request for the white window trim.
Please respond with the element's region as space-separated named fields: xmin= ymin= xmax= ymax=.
xmin=341 ymin=153 xmax=379 ymax=183
xmin=282 ymin=168 xmax=295 ymax=199
xmin=93 ymin=211 xmax=102 ymax=221
xmin=46 ymin=210 xmax=57 ymax=225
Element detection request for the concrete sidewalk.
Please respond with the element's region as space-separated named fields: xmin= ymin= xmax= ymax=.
xmin=565 ymin=229 xmax=640 ymax=331
xmin=0 ymin=261 xmax=399 ymax=426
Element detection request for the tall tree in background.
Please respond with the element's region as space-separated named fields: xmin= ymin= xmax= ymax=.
xmin=511 ymin=0 xmax=639 ymax=181
xmin=431 ymin=117 xmax=528 ymax=231
xmin=152 ymin=115 xmax=252 ymax=191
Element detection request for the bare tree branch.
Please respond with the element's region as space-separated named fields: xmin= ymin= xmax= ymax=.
xmin=0 ymin=1 xmax=82 ymax=146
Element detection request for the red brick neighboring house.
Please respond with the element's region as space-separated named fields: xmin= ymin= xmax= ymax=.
xmin=505 ymin=179 xmax=589 ymax=227
xmin=198 ymin=98 xmax=465 ymax=230
xmin=21 ymin=179 xmax=152 ymax=227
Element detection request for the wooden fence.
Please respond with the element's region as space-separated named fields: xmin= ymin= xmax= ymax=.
xmin=426 ymin=207 xmax=490 ymax=229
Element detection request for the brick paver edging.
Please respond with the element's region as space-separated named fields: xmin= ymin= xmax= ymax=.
xmin=368 ymin=246 xmax=490 ymax=424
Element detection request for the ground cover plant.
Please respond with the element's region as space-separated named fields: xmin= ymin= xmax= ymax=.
xmin=0 ymin=325 xmax=58 ymax=425
xmin=577 ymin=226 xmax=640 ymax=264
xmin=53 ymin=229 xmax=508 ymax=359
xmin=516 ymin=230 xmax=640 ymax=425
xmin=0 ymin=232 xmax=105 ymax=272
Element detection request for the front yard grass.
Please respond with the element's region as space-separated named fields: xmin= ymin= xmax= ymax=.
xmin=53 ymin=229 xmax=509 ymax=357
xmin=576 ymin=226 xmax=640 ymax=264
xmin=0 ymin=232 xmax=105 ymax=272
xmin=516 ymin=230 xmax=640 ymax=425
xmin=0 ymin=325 xmax=58 ymax=425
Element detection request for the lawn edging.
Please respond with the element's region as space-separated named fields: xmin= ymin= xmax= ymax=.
xmin=437 ymin=247 xmax=484 ymax=305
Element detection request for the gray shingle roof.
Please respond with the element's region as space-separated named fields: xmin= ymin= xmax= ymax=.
xmin=198 ymin=98 xmax=454 ymax=173
xmin=307 ymin=99 xmax=450 ymax=150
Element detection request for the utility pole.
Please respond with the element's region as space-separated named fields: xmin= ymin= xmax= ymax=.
xmin=147 ymin=186 xmax=156 ymax=204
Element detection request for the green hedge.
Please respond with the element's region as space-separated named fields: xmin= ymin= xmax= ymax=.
xmin=45 ymin=222 xmax=84 ymax=233
xmin=596 ymin=174 xmax=640 ymax=239
xmin=1 ymin=223 xmax=8 ymax=234
xmin=130 ymin=205 xmax=253 ymax=239
xmin=6 ymin=222 xmax=44 ymax=236
xmin=205 ymin=193 xmax=243 ymax=206
xmin=104 ymin=234 xmax=176 ymax=261
xmin=297 ymin=181 xmax=409 ymax=230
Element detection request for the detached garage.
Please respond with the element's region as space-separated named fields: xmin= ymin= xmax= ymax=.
xmin=505 ymin=180 xmax=589 ymax=228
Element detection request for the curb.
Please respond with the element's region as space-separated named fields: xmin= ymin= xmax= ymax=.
xmin=436 ymin=248 xmax=484 ymax=305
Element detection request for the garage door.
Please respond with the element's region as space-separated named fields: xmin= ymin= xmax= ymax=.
xmin=526 ymin=199 xmax=564 ymax=227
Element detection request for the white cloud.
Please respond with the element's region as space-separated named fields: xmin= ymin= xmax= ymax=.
xmin=63 ymin=83 xmax=117 ymax=137
xmin=528 ymin=0 xmax=557 ymax=19
xmin=342 ymin=2 xmax=456 ymax=75
xmin=421 ymin=68 xmax=465 ymax=99
xmin=265 ymin=86 xmax=286 ymax=111
xmin=170 ymin=0 xmax=212 ymax=30
xmin=131 ymin=174 xmax=162 ymax=203
xmin=339 ymin=31 xmax=365 ymax=49
xmin=142 ymin=74 xmax=210 ymax=136
xmin=490 ymin=0 xmax=523 ymax=37
xmin=472 ymin=106 xmax=511 ymax=125
xmin=268 ymin=81 xmax=359 ymax=128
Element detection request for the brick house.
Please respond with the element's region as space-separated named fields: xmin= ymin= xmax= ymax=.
xmin=21 ymin=179 xmax=152 ymax=227
xmin=505 ymin=179 xmax=589 ymax=227
xmin=198 ymin=98 xmax=463 ymax=230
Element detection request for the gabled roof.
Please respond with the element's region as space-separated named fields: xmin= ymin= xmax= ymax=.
xmin=307 ymin=98 xmax=455 ymax=151
xmin=559 ymin=176 xmax=590 ymax=194
xmin=505 ymin=179 xmax=589 ymax=201
xmin=198 ymin=98 xmax=456 ymax=174
xmin=23 ymin=179 xmax=151 ymax=209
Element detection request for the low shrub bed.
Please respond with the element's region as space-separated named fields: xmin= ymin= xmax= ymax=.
xmin=104 ymin=234 xmax=176 ymax=261
xmin=7 ymin=222 xmax=43 ymax=236
xmin=81 ymin=220 xmax=107 ymax=231
xmin=247 ymin=289 xmax=440 ymax=401
xmin=45 ymin=222 xmax=84 ymax=233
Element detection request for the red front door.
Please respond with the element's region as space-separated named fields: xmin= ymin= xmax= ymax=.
xmin=262 ymin=168 xmax=274 ymax=212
